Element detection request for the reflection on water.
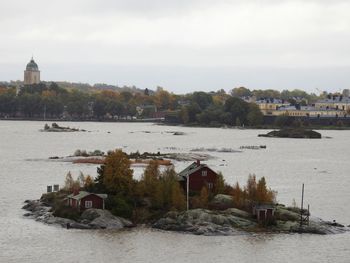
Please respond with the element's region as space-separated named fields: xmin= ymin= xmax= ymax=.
xmin=0 ymin=121 xmax=349 ymax=263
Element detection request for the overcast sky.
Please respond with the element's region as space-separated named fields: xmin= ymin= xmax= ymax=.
xmin=1 ymin=0 xmax=350 ymax=93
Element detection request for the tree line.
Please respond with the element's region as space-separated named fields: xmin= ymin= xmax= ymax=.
xmin=1 ymin=82 xmax=335 ymax=126
xmin=63 ymin=149 xmax=276 ymax=222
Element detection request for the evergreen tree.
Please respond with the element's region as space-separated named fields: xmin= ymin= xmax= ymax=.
xmin=214 ymin=172 xmax=226 ymax=195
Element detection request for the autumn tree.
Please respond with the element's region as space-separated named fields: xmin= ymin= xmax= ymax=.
xmin=160 ymin=167 xmax=178 ymax=208
xmin=102 ymin=149 xmax=134 ymax=196
xmin=171 ymin=183 xmax=186 ymax=211
xmin=199 ymin=186 xmax=209 ymax=208
xmin=256 ymin=177 xmax=276 ymax=204
xmin=84 ymin=175 xmax=94 ymax=190
xmin=245 ymin=174 xmax=257 ymax=202
xmin=154 ymin=88 xmax=172 ymax=110
xmin=231 ymin=182 xmax=245 ymax=208
xmin=139 ymin=160 xmax=163 ymax=208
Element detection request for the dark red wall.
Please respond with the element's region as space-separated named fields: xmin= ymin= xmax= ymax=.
xmin=187 ymin=167 xmax=217 ymax=192
xmin=80 ymin=195 xmax=104 ymax=210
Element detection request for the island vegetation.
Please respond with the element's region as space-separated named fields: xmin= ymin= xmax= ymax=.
xmin=23 ymin=149 xmax=348 ymax=234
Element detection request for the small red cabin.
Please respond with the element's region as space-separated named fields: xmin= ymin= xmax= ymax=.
xmin=253 ymin=204 xmax=275 ymax=222
xmin=66 ymin=191 xmax=107 ymax=211
xmin=178 ymin=160 xmax=218 ymax=192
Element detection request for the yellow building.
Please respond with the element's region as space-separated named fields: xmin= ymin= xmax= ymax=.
xmin=256 ymin=99 xmax=290 ymax=115
xmin=315 ymin=96 xmax=350 ymax=112
xmin=265 ymin=106 xmax=347 ymax=118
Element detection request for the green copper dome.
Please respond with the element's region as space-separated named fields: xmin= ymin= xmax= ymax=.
xmin=26 ymin=58 xmax=39 ymax=71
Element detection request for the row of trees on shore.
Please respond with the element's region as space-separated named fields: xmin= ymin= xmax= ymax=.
xmin=0 ymin=82 xmax=330 ymax=126
xmin=64 ymin=150 xmax=276 ymax=221
xmin=0 ymin=83 xmax=264 ymax=126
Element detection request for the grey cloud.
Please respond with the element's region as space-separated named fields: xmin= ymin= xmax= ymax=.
xmin=0 ymin=0 xmax=350 ymax=92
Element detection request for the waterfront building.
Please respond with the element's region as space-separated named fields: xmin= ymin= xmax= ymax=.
xmin=178 ymin=160 xmax=218 ymax=192
xmin=66 ymin=191 xmax=107 ymax=211
xmin=262 ymin=105 xmax=347 ymax=118
xmin=314 ymin=95 xmax=350 ymax=112
xmin=255 ymin=98 xmax=290 ymax=115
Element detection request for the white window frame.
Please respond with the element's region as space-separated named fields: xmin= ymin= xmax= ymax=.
xmin=208 ymin=183 xmax=213 ymax=189
xmin=202 ymin=170 xmax=207 ymax=176
xmin=85 ymin=200 xmax=93 ymax=208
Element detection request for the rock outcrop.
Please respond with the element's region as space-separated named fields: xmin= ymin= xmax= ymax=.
xmin=153 ymin=206 xmax=349 ymax=236
xmin=22 ymin=200 xmax=132 ymax=230
xmin=258 ymin=128 xmax=321 ymax=139
xmin=41 ymin=123 xmax=86 ymax=132
xmin=153 ymin=209 xmax=256 ymax=235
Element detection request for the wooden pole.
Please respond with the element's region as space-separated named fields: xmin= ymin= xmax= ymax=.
xmin=300 ymin=183 xmax=304 ymax=227
xmin=186 ymin=175 xmax=189 ymax=211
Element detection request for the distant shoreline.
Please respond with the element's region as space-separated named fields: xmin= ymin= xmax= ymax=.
xmin=1 ymin=117 xmax=350 ymax=130
xmin=0 ymin=117 xmax=163 ymax=123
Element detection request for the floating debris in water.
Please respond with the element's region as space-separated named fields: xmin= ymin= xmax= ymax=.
xmin=239 ymin=145 xmax=266 ymax=150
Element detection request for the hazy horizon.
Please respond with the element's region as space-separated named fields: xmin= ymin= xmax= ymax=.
xmin=1 ymin=0 xmax=350 ymax=93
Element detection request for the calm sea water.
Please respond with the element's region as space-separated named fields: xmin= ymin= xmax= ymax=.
xmin=0 ymin=121 xmax=349 ymax=263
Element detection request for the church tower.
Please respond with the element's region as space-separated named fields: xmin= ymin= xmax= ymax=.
xmin=24 ymin=57 xmax=40 ymax=85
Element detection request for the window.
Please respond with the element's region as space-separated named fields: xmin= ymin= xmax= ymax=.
xmin=202 ymin=170 xmax=207 ymax=176
xmin=85 ymin=201 xmax=92 ymax=208
xmin=208 ymin=183 xmax=213 ymax=189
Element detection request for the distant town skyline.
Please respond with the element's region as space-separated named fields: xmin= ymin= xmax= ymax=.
xmin=1 ymin=0 xmax=350 ymax=93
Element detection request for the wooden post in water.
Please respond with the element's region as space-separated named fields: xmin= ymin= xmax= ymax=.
xmin=300 ymin=183 xmax=304 ymax=228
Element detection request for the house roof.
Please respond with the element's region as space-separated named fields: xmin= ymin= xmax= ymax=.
xmin=67 ymin=191 xmax=107 ymax=201
xmin=178 ymin=162 xmax=210 ymax=181
xmin=317 ymin=96 xmax=350 ymax=104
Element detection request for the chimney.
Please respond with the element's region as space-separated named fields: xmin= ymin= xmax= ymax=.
xmin=196 ymin=160 xmax=200 ymax=166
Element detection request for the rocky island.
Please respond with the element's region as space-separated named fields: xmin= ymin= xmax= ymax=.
xmin=48 ymin=149 xmax=213 ymax=165
xmin=23 ymin=198 xmax=133 ymax=230
xmin=258 ymin=128 xmax=322 ymax=139
xmin=23 ymin=149 xmax=348 ymax=235
xmin=41 ymin=123 xmax=86 ymax=132
xmin=23 ymin=193 xmax=347 ymax=235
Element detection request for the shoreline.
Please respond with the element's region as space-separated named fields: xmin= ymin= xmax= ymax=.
xmin=22 ymin=199 xmax=349 ymax=236
xmin=1 ymin=118 xmax=350 ymax=130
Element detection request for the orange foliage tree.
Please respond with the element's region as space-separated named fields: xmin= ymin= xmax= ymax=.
xmin=103 ymin=149 xmax=134 ymax=196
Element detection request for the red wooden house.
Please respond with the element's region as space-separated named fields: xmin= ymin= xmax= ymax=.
xmin=178 ymin=160 xmax=218 ymax=192
xmin=66 ymin=191 xmax=107 ymax=211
